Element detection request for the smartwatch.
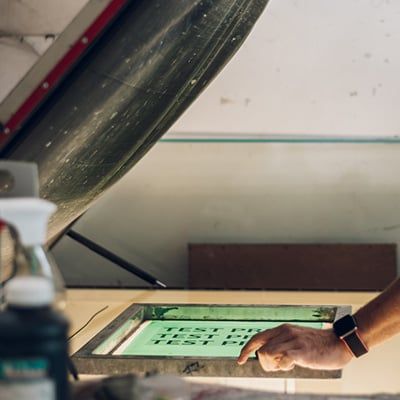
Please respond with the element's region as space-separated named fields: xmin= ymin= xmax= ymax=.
xmin=333 ymin=314 xmax=368 ymax=358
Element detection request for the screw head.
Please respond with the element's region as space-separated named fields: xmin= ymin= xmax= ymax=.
xmin=81 ymin=36 xmax=89 ymax=44
xmin=42 ymin=82 xmax=49 ymax=89
xmin=4 ymin=127 xmax=10 ymax=134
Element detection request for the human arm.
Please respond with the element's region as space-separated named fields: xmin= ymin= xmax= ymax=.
xmin=354 ymin=277 xmax=400 ymax=348
xmin=237 ymin=278 xmax=400 ymax=371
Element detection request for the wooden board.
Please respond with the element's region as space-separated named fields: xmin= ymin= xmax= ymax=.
xmin=188 ymin=244 xmax=397 ymax=290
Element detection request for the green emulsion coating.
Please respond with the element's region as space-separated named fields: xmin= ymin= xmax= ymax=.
xmin=115 ymin=320 xmax=323 ymax=358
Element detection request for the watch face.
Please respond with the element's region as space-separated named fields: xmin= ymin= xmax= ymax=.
xmin=333 ymin=314 xmax=356 ymax=338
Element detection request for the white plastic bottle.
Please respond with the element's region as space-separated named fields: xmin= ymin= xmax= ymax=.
xmin=0 ymin=198 xmax=66 ymax=309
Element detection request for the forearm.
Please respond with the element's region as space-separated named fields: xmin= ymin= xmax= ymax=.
xmin=354 ymin=277 xmax=400 ymax=348
xmin=238 ymin=277 xmax=400 ymax=372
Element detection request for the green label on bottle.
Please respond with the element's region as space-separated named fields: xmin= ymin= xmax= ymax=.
xmin=0 ymin=359 xmax=48 ymax=380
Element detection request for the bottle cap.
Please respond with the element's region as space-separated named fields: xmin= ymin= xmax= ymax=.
xmin=0 ymin=198 xmax=56 ymax=246
xmin=5 ymin=276 xmax=55 ymax=307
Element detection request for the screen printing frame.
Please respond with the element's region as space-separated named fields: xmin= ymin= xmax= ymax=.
xmin=73 ymin=303 xmax=350 ymax=378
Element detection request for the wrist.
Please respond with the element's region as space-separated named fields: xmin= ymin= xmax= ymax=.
xmin=325 ymin=328 xmax=353 ymax=368
xmin=333 ymin=329 xmax=355 ymax=358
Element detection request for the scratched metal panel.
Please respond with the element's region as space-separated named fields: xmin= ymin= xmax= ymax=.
xmin=1 ymin=0 xmax=269 ymax=241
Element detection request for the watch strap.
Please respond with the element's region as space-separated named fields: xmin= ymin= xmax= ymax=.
xmin=333 ymin=314 xmax=368 ymax=358
xmin=341 ymin=330 xmax=368 ymax=358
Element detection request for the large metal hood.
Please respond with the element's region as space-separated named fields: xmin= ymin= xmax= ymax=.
xmin=0 ymin=0 xmax=269 ymax=241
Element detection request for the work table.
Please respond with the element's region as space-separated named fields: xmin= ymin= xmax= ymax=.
xmin=65 ymin=289 xmax=399 ymax=395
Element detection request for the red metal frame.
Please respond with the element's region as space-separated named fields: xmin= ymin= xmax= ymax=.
xmin=0 ymin=0 xmax=128 ymax=148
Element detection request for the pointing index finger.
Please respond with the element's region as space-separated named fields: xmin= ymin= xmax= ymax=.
xmin=237 ymin=331 xmax=271 ymax=365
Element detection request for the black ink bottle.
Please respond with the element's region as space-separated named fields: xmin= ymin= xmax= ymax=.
xmin=0 ymin=276 xmax=69 ymax=400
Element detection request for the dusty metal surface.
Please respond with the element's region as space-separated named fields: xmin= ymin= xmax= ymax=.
xmin=143 ymin=304 xmax=337 ymax=322
xmin=1 ymin=0 xmax=269 ymax=242
xmin=73 ymin=303 xmax=348 ymax=378
xmin=73 ymin=357 xmax=342 ymax=379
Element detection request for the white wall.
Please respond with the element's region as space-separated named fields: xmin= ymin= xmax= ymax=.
xmin=170 ymin=0 xmax=400 ymax=138
xmin=54 ymin=141 xmax=400 ymax=287
xmin=53 ymin=0 xmax=400 ymax=287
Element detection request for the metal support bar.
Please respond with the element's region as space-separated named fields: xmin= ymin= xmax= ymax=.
xmin=67 ymin=230 xmax=167 ymax=289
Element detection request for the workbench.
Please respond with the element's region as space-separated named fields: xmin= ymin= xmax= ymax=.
xmin=66 ymin=289 xmax=400 ymax=395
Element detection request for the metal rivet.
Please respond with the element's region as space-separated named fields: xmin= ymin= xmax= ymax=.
xmin=81 ymin=36 xmax=89 ymax=44
xmin=4 ymin=127 xmax=10 ymax=134
xmin=42 ymin=82 xmax=49 ymax=89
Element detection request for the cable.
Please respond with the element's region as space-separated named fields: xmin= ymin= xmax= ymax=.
xmin=67 ymin=305 xmax=109 ymax=381
xmin=68 ymin=305 xmax=109 ymax=341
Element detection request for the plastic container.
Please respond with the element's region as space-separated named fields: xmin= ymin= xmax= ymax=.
xmin=0 ymin=276 xmax=69 ymax=400
xmin=0 ymin=198 xmax=66 ymax=310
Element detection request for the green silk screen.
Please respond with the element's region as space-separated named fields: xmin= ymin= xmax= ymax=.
xmin=113 ymin=320 xmax=323 ymax=358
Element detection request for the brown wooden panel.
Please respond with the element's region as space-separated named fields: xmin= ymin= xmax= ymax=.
xmin=188 ymin=244 xmax=397 ymax=290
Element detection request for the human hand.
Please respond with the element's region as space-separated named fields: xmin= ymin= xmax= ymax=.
xmin=237 ymin=324 xmax=353 ymax=371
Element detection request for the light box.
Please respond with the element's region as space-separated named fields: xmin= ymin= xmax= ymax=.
xmin=73 ymin=303 xmax=350 ymax=378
